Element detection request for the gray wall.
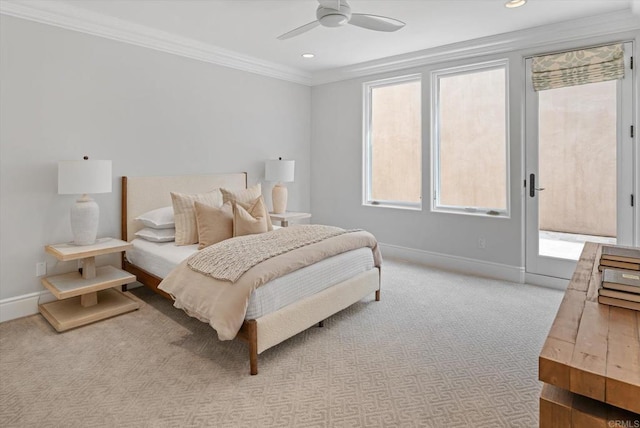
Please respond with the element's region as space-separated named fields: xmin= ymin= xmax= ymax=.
xmin=310 ymin=31 xmax=638 ymax=271
xmin=310 ymin=52 xmax=525 ymax=268
xmin=0 ymin=15 xmax=311 ymax=300
xmin=1 ymin=12 xmax=638 ymax=304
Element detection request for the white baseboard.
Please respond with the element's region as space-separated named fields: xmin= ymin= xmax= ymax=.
xmin=524 ymin=273 xmax=569 ymax=290
xmin=0 ymin=290 xmax=55 ymax=323
xmin=0 ymin=282 xmax=144 ymax=323
xmin=379 ymin=243 xmax=526 ymax=283
xmin=0 ymin=250 xmax=552 ymax=325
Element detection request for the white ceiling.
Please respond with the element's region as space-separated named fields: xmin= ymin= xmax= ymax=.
xmin=41 ymin=0 xmax=635 ymax=72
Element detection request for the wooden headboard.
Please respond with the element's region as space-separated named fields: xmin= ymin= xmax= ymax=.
xmin=121 ymin=173 xmax=247 ymax=242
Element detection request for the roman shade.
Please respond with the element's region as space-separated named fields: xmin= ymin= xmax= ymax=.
xmin=531 ymin=44 xmax=624 ymax=91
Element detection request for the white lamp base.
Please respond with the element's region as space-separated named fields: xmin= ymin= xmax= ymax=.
xmin=70 ymin=195 xmax=99 ymax=245
xmin=272 ymin=184 xmax=288 ymax=214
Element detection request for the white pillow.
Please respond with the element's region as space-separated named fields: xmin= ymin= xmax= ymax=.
xmin=134 ymin=227 xmax=176 ymax=243
xmin=135 ymin=206 xmax=174 ymax=229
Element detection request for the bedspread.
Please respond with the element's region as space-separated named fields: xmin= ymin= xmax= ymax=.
xmin=188 ymin=225 xmax=356 ymax=282
xmin=158 ymin=227 xmax=381 ymax=340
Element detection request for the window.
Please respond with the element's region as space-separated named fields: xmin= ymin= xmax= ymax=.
xmin=363 ymin=74 xmax=422 ymax=209
xmin=432 ymin=61 xmax=509 ymax=216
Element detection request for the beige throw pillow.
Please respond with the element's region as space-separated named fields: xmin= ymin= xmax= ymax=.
xmin=171 ymin=190 xmax=222 ymax=245
xmin=233 ymin=196 xmax=269 ymax=237
xmin=221 ymin=183 xmax=262 ymax=204
xmin=221 ymin=183 xmax=273 ymax=231
xmin=194 ymin=201 xmax=233 ymax=249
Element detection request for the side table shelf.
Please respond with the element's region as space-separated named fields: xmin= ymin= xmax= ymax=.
xmin=42 ymin=266 xmax=133 ymax=300
xmin=39 ymin=289 xmax=139 ymax=332
xmin=39 ymin=238 xmax=140 ymax=332
xmin=269 ymin=211 xmax=311 ymax=227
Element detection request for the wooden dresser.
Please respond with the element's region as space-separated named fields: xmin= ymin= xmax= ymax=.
xmin=539 ymin=242 xmax=640 ymax=427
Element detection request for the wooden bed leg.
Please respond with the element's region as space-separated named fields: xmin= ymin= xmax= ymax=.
xmin=246 ymin=320 xmax=258 ymax=375
xmin=318 ymin=320 xmax=324 ymax=328
xmin=375 ymin=289 xmax=381 ymax=301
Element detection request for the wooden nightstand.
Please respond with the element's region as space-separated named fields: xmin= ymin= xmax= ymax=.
xmin=39 ymin=238 xmax=140 ymax=332
xmin=269 ymin=211 xmax=312 ymax=227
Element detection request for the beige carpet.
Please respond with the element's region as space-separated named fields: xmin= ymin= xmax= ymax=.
xmin=0 ymin=258 xmax=563 ymax=427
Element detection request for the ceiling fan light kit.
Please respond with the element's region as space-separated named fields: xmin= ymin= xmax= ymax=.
xmin=277 ymin=0 xmax=405 ymax=40
xmin=317 ymin=1 xmax=351 ymax=27
xmin=505 ymin=0 xmax=527 ymax=8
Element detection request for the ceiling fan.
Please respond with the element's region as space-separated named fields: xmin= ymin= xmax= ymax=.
xmin=277 ymin=0 xmax=405 ymax=40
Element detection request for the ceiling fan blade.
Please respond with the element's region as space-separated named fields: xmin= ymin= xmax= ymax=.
xmin=348 ymin=13 xmax=405 ymax=32
xmin=277 ymin=20 xmax=320 ymax=40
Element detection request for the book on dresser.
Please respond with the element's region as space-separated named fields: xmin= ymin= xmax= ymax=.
xmin=598 ymin=268 xmax=640 ymax=311
xmin=600 ymin=245 xmax=640 ymax=263
xmin=598 ymin=259 xmax=640 ymax=271
xmin=597 ymin=295 xmax=640 ymax=311
xmin=600 ymin=269 xmax=640 ymax=294
xmin=598 ymin=288 xmax=640 ymax=302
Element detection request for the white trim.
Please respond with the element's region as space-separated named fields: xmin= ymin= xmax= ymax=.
xmin=617 ymin=42 xmax=635 ymax=248
xmin=0 ymin=0 xmax=312 ymax=86
xmin=379 ymin=243 xmax=525 ymax=284
xmin=1 ymin=2 xmax=637 ymax=87
xmin=635 ymin=37 xmax=640 ymax=247
xmin=431 ymin=59 xmax=510 ymax=217
xmin=0 ymin=262 xmax=558 ymax=325
xmin=0 ymin=290 xmax=55 ymax=323
xmin=524 ymin=42 xmax=635 ymax=279
xmin=312 ymin=10 xmax=640 ymax=85
xmin=362 ymin=73 xmax=423 ymax=210
xmin=524 ymin=273 xmax=569 ymax=291
xmin=0 ymin=282 xmax=143 ymax=323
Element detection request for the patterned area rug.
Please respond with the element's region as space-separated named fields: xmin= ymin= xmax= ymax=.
xmin=0 ymin=259 xmax=563 ymax=427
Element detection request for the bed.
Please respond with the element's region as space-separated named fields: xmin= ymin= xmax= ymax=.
xmin=121 ymin=173 xmax=381 ymax=375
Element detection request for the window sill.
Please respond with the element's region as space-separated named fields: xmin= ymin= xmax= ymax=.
xmin=432 ymin=207 xmax=510 ymax=219
xmin=363 ymin=202 xmax=422 ymax=211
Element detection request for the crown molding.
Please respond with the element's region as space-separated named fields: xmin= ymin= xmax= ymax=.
xmin=0 ymin=0 xmax=313 ymax=86
xmin=311 ymin=9 xmax=640 ymax=85
xmin=2 ymin=1 xmax=638 ymax=87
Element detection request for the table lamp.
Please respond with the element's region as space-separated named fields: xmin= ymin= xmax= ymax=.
xmin=265 ymin=158 xmax=295 ymax=214
xmin=58 ymin=156 xmax=112 ymax=245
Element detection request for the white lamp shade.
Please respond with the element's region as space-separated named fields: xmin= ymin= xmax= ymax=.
xmin=58 ymin=160 xmax=112 ymax=195
xmin=265 ymin=159 xmax=295 ymax=183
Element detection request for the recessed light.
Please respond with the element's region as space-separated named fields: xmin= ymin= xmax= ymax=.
xmin=505 ymin=0 xmax=526 ymax=8
xmin=301 ymin=53 xmax=315 ymax=59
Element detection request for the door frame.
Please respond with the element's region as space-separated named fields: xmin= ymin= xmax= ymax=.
xmin=524 ymin=41 xmax=635 ymax=280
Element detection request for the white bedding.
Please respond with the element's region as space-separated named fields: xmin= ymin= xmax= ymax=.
xmin=127 ymin=238 xmax=198 ymax=279
xmin=127 ymin=238 xmax=374 ymax=319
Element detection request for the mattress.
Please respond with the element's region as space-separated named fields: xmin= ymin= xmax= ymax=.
xmin=126 ymin=238 xmax=375 ymax=319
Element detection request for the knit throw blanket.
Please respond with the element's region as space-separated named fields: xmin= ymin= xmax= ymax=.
xmin=187 ymin=224 xmax=356 ymax=282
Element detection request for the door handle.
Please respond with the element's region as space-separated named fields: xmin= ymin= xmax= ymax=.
xmin=529 ymin=173 xmax=545 ymax=197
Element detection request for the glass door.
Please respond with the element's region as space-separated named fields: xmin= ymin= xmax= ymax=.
xmin=525 ymin=42 xmax=634 ymax=280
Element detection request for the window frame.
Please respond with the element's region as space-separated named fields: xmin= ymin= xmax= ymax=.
xmin=431 ymin=59 xmax=511 ymax=218
xmin=362 ymin=73 xmax=423 ymax=210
